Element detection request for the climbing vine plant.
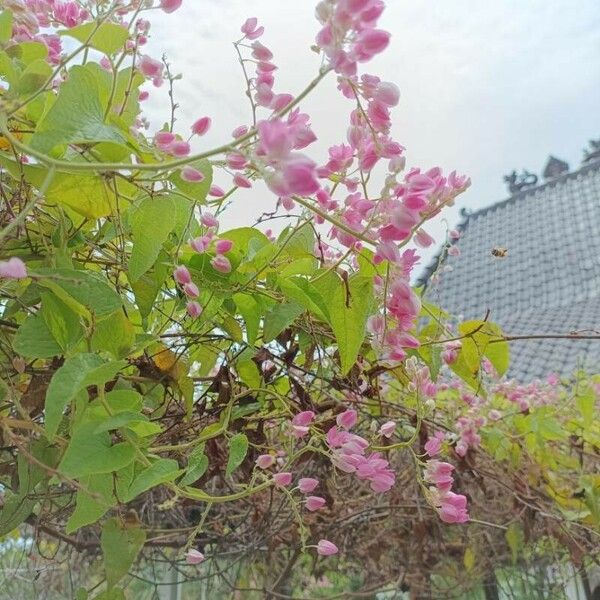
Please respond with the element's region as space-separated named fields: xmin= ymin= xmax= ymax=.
xmin=0 ymin=1 xmax=598 ymax=598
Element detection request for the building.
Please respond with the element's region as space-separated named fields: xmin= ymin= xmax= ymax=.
xmin=420 ymin=141 xmax=600 ymax=381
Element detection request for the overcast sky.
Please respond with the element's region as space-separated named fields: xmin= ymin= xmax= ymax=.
xmin=142 ymin=0 xmax=600 ymax=273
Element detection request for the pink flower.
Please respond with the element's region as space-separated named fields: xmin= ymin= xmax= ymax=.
xmin=170 ymin=141 xmax=190 ymax=157
xmin=215 ymin=239 xmax=233 ymax=254
xmin=233 ymin=173 xmax=252 ymax=188
xmin=139 ymin=55 xmax=162 ymax=79
xmin=305 ymin=496 xmax=326 ymax=511
xmin=191 ymin=117 xmax=211 ymax=136
xmin=424 ymin=460 xmax=454 ymax=491
xmin=378 ymin=420 xmax=396 ymax=438
xmin=241 ymin=17 xmax=264 ymax=40
xmin=354 ymin=29 xmax=390 ymax=61
xmin=298 ymin=477 xmax=319 ymax=493
xmin=438 ymin=491 xmax=469 ymax=524
xmin=190 ymin=235 xmax=212 ymax=254
xmin=183 ymin=282 xmax=199 ymax=298
xmin=375 ymin=81 xmax=400 ymax=106
xmin=138 ymin=91 xmax=149 ymax=101
xmin=252 ymin=41 xmax=273 ymax=61
xmin=424 ymin=431 xmax=445 ymax=457
xmin=273 ymin=472 xmax=292 ymax=487
xmin=181 ymin=166 xmax=205 ymax=182
xmin=232 ymin=125 xmax=249 ymax=138
xmin=0 ymin=257 xmax=27 ymax=279
xmin=210 ymin=255 xmax=231 ymax=273
xmin=154 ymin=131 xmax=176 ymax=151
xmin=185 ymin=549 xmax=205 ymax=564
xmin=292 ymin=411 xmax=315 ymax=427
xmin=255 ymin=454 xmax=275 ymax=469
xmin=316 ymin=539 xmax=338 ymax=556
xmin=336 ymin=409 xmax=357 ymax=430
xmin=280 ymin=155 xmax=320 ymax=196
xmin=201 ymin=212 xmax=219 ymax=228
xmin=173 ymin=265 xmax=191 ymax=285
xmin=160 ymin=0 xmax=182 ymax=13
xmin=186 ymin=301 xmax=202 ymax=318
xmin=447 ymin=245 xmax=460 ymax=257
xmin=209 ymin=185 xmax=225 ymax=198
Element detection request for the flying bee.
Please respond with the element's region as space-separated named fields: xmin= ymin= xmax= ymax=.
xmin=491 ymin=247 xmax=508 ymax=258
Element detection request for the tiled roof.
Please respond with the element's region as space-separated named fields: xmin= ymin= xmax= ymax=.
xmin=421 ymin=158 xmax=600 ymax=381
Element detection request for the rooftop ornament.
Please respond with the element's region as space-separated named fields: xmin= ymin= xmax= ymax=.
xmin=583 ymin=139 xmax=600 ymax=163
xmin=542 ymin=156 xmax=569 ymax=180
xmin=503 ymin=169 xmax=538 ymax=195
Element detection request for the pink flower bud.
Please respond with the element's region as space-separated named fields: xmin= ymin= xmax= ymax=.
xmin=173 ymin=265 xmax=191 ymax=285
xmin=191 ymin=116 xmax=211 ymax=136
xmin=154 ymin=131 xmax=175 ymax=151
xmin=305 ymin=496 xmax=326 ymax=512
xmin=336 ymin=409 xmax=357 ymax=430
xmin=379 ymin=420 xmax=396 ymax=438
xmin=209 ymin=185 xmax=225 ymax=198
xmin=183 ymin=282 xmax=199 ymax=298
xmin=170 ymin=141 xmax=191 ymax=157
xmin=215 ymin=239 xmax=233 ymax=254
xmin=273 ymin=472 xmax=292 ymax=487
xmin=233 ymin=173 xmax=252 ymax=188
xmin=292 ymin=410 xmax=315 ymax=427
xmin=181 ymin=166 xmax=205 ymax=182
xmin=316 ymin=539 xmax=338 ymax=556
xmin=186 ymin=301 xmax=202 ymax=318
xmin=139 ymin=55 xmax=162 ymax=79
xmin=190 ymin=234 xmax=212 ymax=254
xmin=232 ymin=125 xmax=249 ymax=138
xmin=255 ymin=454 xmax=275 ymax=469
xmin=160 ymin=0 xmax=182 ymax=14
xmin=298 ymin=477 xmax=319 ymax=494
xmin=210 ymin=255 xmax=231 ymax=273
xmin=0 ymin=257 xmax=27 ymax=280
xmin=185 ymin=549 xmax=205 ymax=564
xmin=201 ymin=212 xmax=219 ymax=228
xmin=139 ymin=90 xmax=149 ymax=101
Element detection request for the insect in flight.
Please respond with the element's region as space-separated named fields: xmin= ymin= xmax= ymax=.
xmin=491 ymin=247 xmax=508 ymax=258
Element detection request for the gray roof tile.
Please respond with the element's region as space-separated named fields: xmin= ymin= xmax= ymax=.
xmin=422 ymin=158 xmax=600 ymax=381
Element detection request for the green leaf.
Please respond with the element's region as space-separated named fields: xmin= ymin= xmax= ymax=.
xmin=59 ymin=22 xmax=128 ymax=55
xmin=59 ymin=421 xmax=136 ymax=478
xmin=67 ymin=476 xmax=111 ymax=532
xmin=236 ymin=350 xmax=261 ymax=389
xmin=278 ymin=276 xmax=329 ymax=322
xmin=45 ymin=355 xmax=125 ymax=440
xmin=40 ymin=291 xmax=83 ymax=351
xmin=233 ymin=293 xmax=261 ymax=345
xmin=130 ymin=258 xmax=168 ymax=320
xmin=263 ymin=302 xmax=303 ymax=342
xmin=0 ymin=11 xmax=13 ymax=44
xmin=225 ymin=433 xmax=249 ymax=477
xmin=14 ymin=58 xmax=52 ymax=96
xmin=101 ymin=518 xmax=146 ymax=589
xmin=169 ymin=158 xmax=213 ymax=203
xmin=179 ymin=445 xmax=209 ymax=486
xmin=36 ymin=268 xmax=122 ymax=317
xmin=458 ymin=320 xmax=510 ymax=377
xmin=463 ymin=546 xmax=476 ymax=572
xmin=91 ymin=310 xmax=135 ymax=358
xmin=129 ymin=196 xmax=181 ymax=282
xmin=31 ymin=65 xmax=126 ymax=155
xmin=315 ymin=272 xmax=373 ymax=374
xmin=576 ymin=387 xmax=594 ymax=425
xmin=125 ymin=459 xmax=181 ymax=502
xmin=13 ymin=313 xmax=62 ymax=358
xmin=94 ymin=411 xmax=148 ymax=434
xmin=505 ymin=522 xmax=524 ymax=564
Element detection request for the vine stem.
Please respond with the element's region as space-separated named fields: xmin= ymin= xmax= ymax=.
xmin=0 ymin=165 xmax=56 ymax=243
xmin=0 ymin=69 xmax=331 ymax=174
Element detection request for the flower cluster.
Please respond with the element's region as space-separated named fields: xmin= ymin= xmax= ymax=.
xmin=424 ymin=460 xmax=469 ymax=524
